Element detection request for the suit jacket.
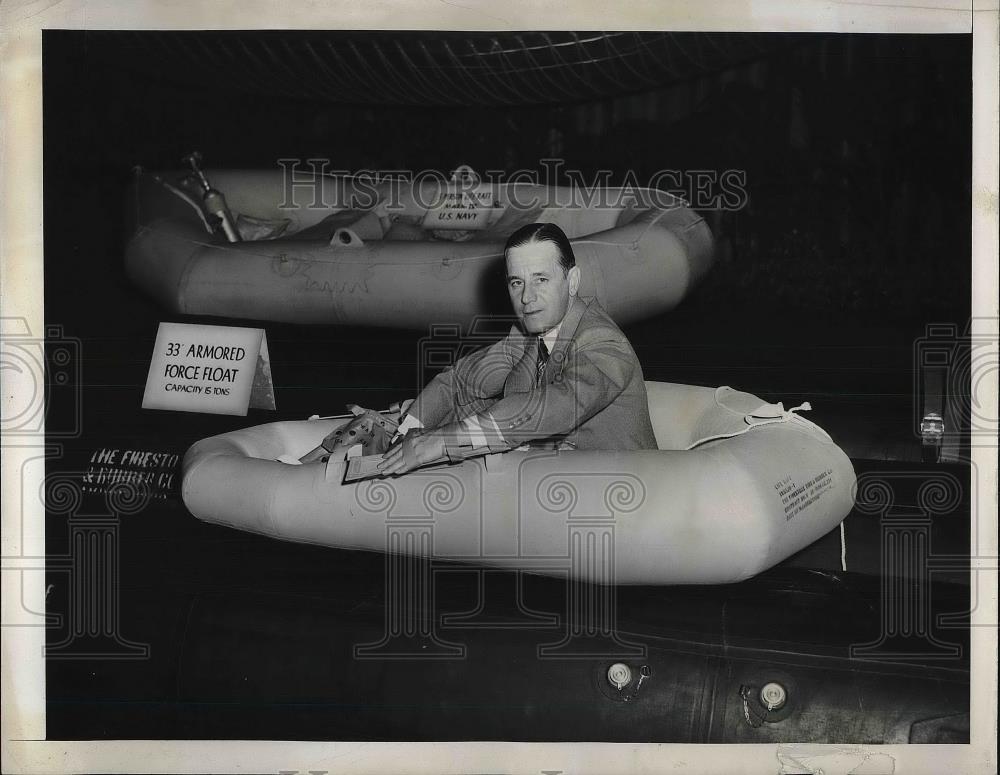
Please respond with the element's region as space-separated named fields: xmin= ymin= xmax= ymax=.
xmin=408 ymin=296 xmax=658 ymax=451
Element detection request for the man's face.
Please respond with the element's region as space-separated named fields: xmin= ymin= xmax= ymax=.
xmin=505 ymin=240 xmax=581 ymax=335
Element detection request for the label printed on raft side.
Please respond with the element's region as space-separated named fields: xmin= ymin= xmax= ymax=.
xmin=421 ymin=184 xmax=500 ymax=230
xmin=774 ymin=468 xmax=835 ymax=521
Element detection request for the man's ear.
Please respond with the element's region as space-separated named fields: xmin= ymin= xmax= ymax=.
xmin=567 ymin=265 xmax=581 ymax=296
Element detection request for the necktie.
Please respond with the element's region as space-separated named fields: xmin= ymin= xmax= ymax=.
xmin=535 ymin=337 xmax=549 ymax=386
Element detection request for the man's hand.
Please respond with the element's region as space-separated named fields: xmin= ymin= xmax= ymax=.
xmin=377 ymin=428 xmax=447 ymax=476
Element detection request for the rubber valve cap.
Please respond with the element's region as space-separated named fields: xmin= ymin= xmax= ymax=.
xmin=607 ymin=663 xmax=632 ymax=690
xmin=760 ymin=681 xmax=787 ymax=711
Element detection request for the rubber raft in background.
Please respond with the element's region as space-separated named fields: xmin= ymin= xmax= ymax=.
xmin=182 ymin=383 xmax=856 ymax=585
xmin=125 ymin=168 xmax=714 ymax=328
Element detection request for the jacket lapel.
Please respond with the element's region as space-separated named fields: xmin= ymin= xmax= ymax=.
xmin=545 ymin=296 xmax=589 ymax=384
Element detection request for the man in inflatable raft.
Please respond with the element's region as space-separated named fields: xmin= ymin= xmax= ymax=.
xmin=375 ymin=222 xmax=658 ymax=476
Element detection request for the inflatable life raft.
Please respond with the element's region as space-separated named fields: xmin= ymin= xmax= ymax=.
xmin=182 ymin=383 xmax=856 ymax=585
xmin=126 ymin=166 xmax=714 ymax=328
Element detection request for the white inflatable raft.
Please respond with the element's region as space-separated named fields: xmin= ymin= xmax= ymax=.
xmin=126 ymin=168 xmax=714 ymax=328
xmin=182 ymin=383 xmax=856 ymax=585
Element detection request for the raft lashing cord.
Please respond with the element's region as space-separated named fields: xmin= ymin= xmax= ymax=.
xmin=685 ymin=386 xmax=831 ymax=450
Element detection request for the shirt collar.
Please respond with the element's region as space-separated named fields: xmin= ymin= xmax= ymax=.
xmin=540 ymin=321 xmax=562 ymax=352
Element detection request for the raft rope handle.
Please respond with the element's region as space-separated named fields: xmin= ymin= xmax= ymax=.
xmin=150 ymin=174 xmax=215 ymax=236
xmin=684 ymin=386 xmax=829 ymax=450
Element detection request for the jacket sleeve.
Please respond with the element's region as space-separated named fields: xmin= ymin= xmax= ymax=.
xmin=472 ymin=336 xmax=636 ymax=448
xmin=406 ymin=331 xmax=520 ymax=429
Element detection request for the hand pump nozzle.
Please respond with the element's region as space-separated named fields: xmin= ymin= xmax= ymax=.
xmin=181 ymin=152 xmax=212 ymax=192
xmin=182 ymin=152 xmax=241 ymax=243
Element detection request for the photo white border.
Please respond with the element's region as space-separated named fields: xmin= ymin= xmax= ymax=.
xmin=2 ymin=1 xmax=996 ymax=773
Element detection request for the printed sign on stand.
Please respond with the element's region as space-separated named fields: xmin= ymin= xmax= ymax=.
xmin=142 ymin=323 xmax=275 ymax=415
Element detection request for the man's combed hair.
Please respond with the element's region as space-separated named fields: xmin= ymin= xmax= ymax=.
xmin=504 ymin=222 xmax=577 ymax=274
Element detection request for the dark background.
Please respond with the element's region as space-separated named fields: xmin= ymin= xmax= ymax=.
xmin=41 ymin=31 xmax=972 ymax=740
